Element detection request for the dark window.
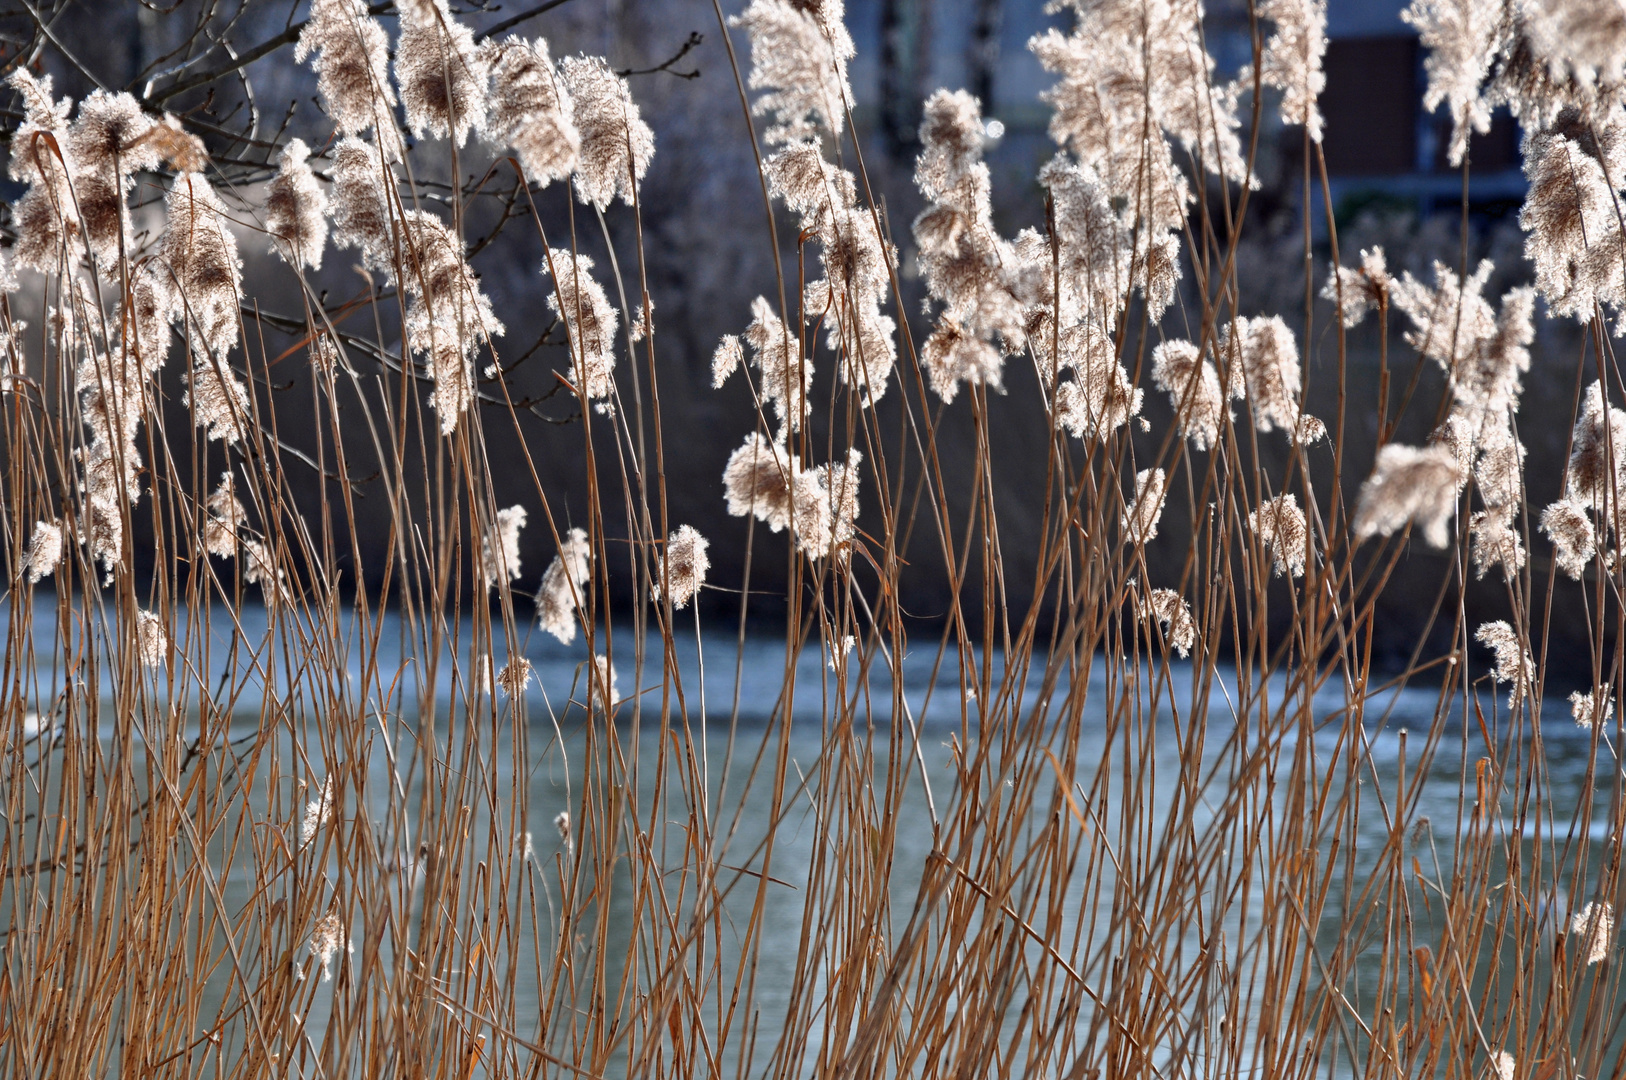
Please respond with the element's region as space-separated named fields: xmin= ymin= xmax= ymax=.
xmin=1321 ymin=36 xmax=1418 ymax=175
xmin=1432 ymin=109 xmax=1521 ymax=173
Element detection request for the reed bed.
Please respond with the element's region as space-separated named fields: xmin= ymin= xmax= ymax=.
xmin=0 ymin=0 xmax=1623 ymax=1076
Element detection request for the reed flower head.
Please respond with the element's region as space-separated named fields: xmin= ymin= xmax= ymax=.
xmin=482 ymin=36 xmax=579 ymax=187
xmin=1571 ymin=688 xmax=1613 ymax=730
xmin=725 ymin=429 xmax=826 ymax=553
xmin=741 ymin=296 xmax=808 ymax=429
xmin=67 ymin=89 xmax=158 ymax=176
xmin=204 ymin=472 xmax=247 ymax=558
xmin=1127 ymin=469 xmax=1168 ymax=545
xmin=920 ymin=318 xmax=1002 ymax=403
xmin=1045 ymin=319 xmax=1141 ymax=440
xmin=265 ymin=138 xmax=329 ymax=271
xmin=309 ymin=913 xmax=351 ymax=982
xmin=1144 ymin=587 xmax=1196 ymax=658
xmin=1402 ymin=0 xmax=1498 ymax=166
xmin=1353 ymin=443 xmax=1461 ymax=548
xmin=766 ymin=141 xmax=857 ymax=239
xmin=1567 ymin=381 xmax=1626 ymax=512
xmin=591 ymin=654 xmax=619 ymax=710
xmin=243 ymin=538 xmax=290 ymax=604
xmin=1151 ymin=339 xmax=1225 ymax=450
xmin=712 ymin=334 xmax=743 ymax=388
xmin=1520 ymin=0 xmax=1626 ymax=120
xmin=1520 ymin=112 xmax=1623 ymax=317
xmin=559 ymin=55 xmax=653 ymax=210
xmin=1541 ymin=497 xmax=1596 ymax=578
xmin=135 ymin=609 xmax=167 ymax=669
xmin=731 ymin=0 xmax=855 ymax=145
xmin=1221 ymin=317 xmax=1324 ymax=443
xmin=482 ymin=505 xmax=527 ymax=590
xmin=1322 ymin=247 xmax=1391 ymax=327
xmin=402 ymin=209 xmax=503 ymax=433
xmin=67 ymin=90 xmax=156 ymax=270
xmin=300 ymin=775 xmax=336 ymax=847
xmin=816 ymin=448 xmax=863 ymax=558
xmin=654 ymin=525 xmax=710 ymax=609
xmin=724 ymin=431 xmax=800 ymax=530
xmin=1250 ymin=494 xmax=1309 ymax=577
xmin=1571 ymin=900 xmax=1614 ymax=965
xmin=537 ymin=527 xmax=591 ymax=644
xmin=1476 ymin=620 xmax=1532 ymax=705
xmin=1258 ymin=0 xmax=1328 ymax=141
xmin=22 ymin=520 xmax=64 ymax=583
xmin=498 ymin=658 xmax=532 ymax=698
xmin=1054 ymin=369 xmax=1143 ymax=443
xmin=1390 ymin=261 xmax=1502 ymax=401
xmin=1473 ymin=424 xmax=1525 ymax=510
xmin=395 ymin=0 xmax=489 ymax=146
xmin=296 ymin=0 xmax=398 ymax=145
xmin=554 ymin=809 xmax=572 ymax=852
xmin=164 ymin=173 xmax=244 ymax=361
xmin=185 ymin=357 xmax=250 ymax=445
xmin=8 ymin=70 xmax=78 ymax=270
xmin=331 ymin=137 xmax=394 ymax=272
xmin=1470 ymin=507 xmax=1525 ymax=581
xmin=546 ymin=248 xmax=618 ymax=409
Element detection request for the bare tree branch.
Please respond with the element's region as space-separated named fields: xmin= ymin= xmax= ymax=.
xmin=142 ymin=2 xmax=394 ymax=104
xmin=617 ymin=31 xmax=703 ymax=80
xmin=472 ymin=0 xmax=575 ymax=43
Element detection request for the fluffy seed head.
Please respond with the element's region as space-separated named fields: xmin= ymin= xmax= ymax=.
xmin=1568 ymin=381 xmax=1626 ymax=512
xmin=265 ymin=138 xmax=329 ymax=271
xmin=921 ymin=318 xmax=1002 ymax=403
xmin=1470 ymin=507 xmax=1526 ymax=581
xmin=22 ymin=520 xmax=65 ymax=583
xmin=205 ymin=472 xmax=247 ymax=558
xmin=1476 ymin=620 xmax=1533 ymax=705
xmin=397 ymin=210 xmax=503 ymax=433
xmin=546 ymin=248 xmax=618 ymax=406
xmin=1144 ymin=588 xmax=1196 ymax=658
xmin=164 ymin=174 xmax=243 ymax=360
xmin=498 ymin=658 xmax=532 ymax=698
xmin=1572 ymin=901 xmax=1615 ymax=965
xmin=1354 ymin=443 xmax=1461 ymax=548
xmin=395 ymin=0 xmax=490 ymax=146
xmin=1126 ymin=469 xmax=1168 ymax=545
xmin=1151 ymin=339 xmax=1225 ymax=450
xmin=296 ymin=0 xmax=398 ymax=145
xmin=1322 ymin=247 xmax=1391 ymax=327
xmin=559 ymin=56 xmax=653 ymax=210
xmin=1571 ymin=688 xmax=1613 ymax=730
xmin=655 ymin=525 xmax=711 ymax=609
xmin=300 ymin=775 xmax=336 ymax=846
xmin=1402 ymin=0 xmax=1497 ymax=166
xmin=309 ymin=913 xmax=350 ymax=982
xmin=712 ymin=334 xmax=743 ymax=388
xmin=1222 ymin=316 xmax=1322 ymax=442
xmin=1259 ymin=0 xmax=1328 ymax=140
xmin=185 ymin=358 xmax=250 ymax=445
xmin=730 ymin=0 xmax=856 ymax=145
xmin=743 ymin=296 xmax=809 ymax=429
xmin=537 ymin=527 xmax=591 ymax=644
xmin=482 ymin=505 xmax=527 ymax=590
xmin=330 ymin=137 xmax=394 ymax=272
xmin=1541 ymin=497 xmax=1596 ymax=578
xmin=482 ymin=36 xmax=579 ymax=186
xmin=1251 ymin=494 xmax=1309 ymax=577
xmin=135 ymin=609 xmax=168 ymax=668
